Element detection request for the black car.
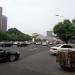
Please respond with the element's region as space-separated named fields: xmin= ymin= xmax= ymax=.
xmin=17 ymin=42 xmax=28 ymax=47
xmin=0 ymin=48 xmax=20 ymax=62
xmin=0 ymin=42 xmax=13 ymax=47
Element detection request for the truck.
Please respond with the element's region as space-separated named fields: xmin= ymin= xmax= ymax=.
xmin=56 ymin=49 xmax=75 ymax=70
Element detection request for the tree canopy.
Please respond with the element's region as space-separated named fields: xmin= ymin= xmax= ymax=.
xmin=0 ymin=31 xmax=11 ymax=41
xmin=53 ymin=19 xmax=75 ymax=43
xmin=0 ymin=28 xmax=32 ymax=41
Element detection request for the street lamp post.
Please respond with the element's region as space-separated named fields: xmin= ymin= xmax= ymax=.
xmin=55 ymin=14 xmax=66 ymax=20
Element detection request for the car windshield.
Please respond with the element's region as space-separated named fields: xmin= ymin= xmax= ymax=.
xmin=61 ymin=45 xmax=73 ymax=48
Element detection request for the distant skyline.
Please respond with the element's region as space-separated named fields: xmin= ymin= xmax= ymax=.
xmin=0 ymin=0 xmax=75 ymax=35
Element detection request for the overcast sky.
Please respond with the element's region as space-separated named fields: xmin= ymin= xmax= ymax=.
xmin=0 ymin=0 xmax=75 ymax=35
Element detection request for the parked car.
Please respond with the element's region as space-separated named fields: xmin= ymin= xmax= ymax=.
xmin=0 ymin=48 xmax=20 ymax=62
xmin=0 ymin=42 xmax=13 ymax=47
xmin=49 ymin=42 xmax=53 ymax=45
xmin=13 ymin=41 xmax=19 ymax=45
xmin=17 ymin=42 xmax=28 ymax=47
xmin=25 ymin=41 xmax=31 ymax=45
xmin=42 ymin=42 xmax=48 ymax=46
xmin=49 ymin=44 xmax=74 ymax=55
xmin=35 ymin=42 xmax=41 ymax=45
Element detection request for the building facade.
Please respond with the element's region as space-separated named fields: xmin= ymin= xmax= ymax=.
xmin=47 ymin=31 xmax=53 ymax=37
xmin=0 ymin=7 xmax=2 ymax=30
xmin=46 ymin=31 xmax=63 ymax=44
xmin=2 ymin=15 xmax=7 ymax=31
xmin=0 ymin=7 xmax=7 ymax=31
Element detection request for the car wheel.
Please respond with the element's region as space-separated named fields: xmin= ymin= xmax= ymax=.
xmin=9 ymin=55 xmax=16 ymax=62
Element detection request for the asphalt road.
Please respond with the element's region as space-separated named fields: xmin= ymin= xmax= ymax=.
xmin=0 ymin=44 xmax=75 ymax=75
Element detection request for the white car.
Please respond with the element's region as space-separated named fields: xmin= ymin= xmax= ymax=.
xmin=42 ymin=42 xmax=48 ymax=46
xmin=49 ymin=44 xmax=74 ymax=55
xmin=36 ymin=42 xmax=41 ymax=45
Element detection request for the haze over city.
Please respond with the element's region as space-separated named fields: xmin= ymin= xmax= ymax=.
xmin=0 ymin=0 xmax=75 ymax=35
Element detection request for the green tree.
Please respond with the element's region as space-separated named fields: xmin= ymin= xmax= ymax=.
xmin=72 ymin=19 xmax=75 ymax=23
xmin=7 ymin=28 xmax=22 ymax=35
xmin=7 ymin=28 xmax=32 ymax=41
xmin=0 ymin=28 xmax=31 ymax=41
xmin=0 ymin=31 xmax=11 ymax=41
xmin=53 ymin=19 xmax=75 ymax=43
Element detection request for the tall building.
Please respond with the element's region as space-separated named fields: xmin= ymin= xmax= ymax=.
xmin=47 ymin=31 xmax=53 ymax=37
xmin=0 ymin=7 xmax=2 ymax=16
xmin=0 ymin=7 xmax=7 ymax=31
xmin=0 ymin=7 xmax=2 ymax=30
xmin=2 ymin=15 xmax=7 ymax=31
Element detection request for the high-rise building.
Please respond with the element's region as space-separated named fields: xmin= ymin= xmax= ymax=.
xmin=0 ymin=7 xmax=2 ymax=30
xmin=0 ymin=7 xmax=7 ymax=31
xmin=47 ymin=31 xmax=53 ymax=37
xmin=0 ymin=7 xmax=2 ymax=16
xmin=2 ymin=15 xmax=7 ymax=31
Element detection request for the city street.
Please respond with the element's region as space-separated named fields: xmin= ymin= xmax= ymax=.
xmin=0 ymin=44 xmax=75 ymax=75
